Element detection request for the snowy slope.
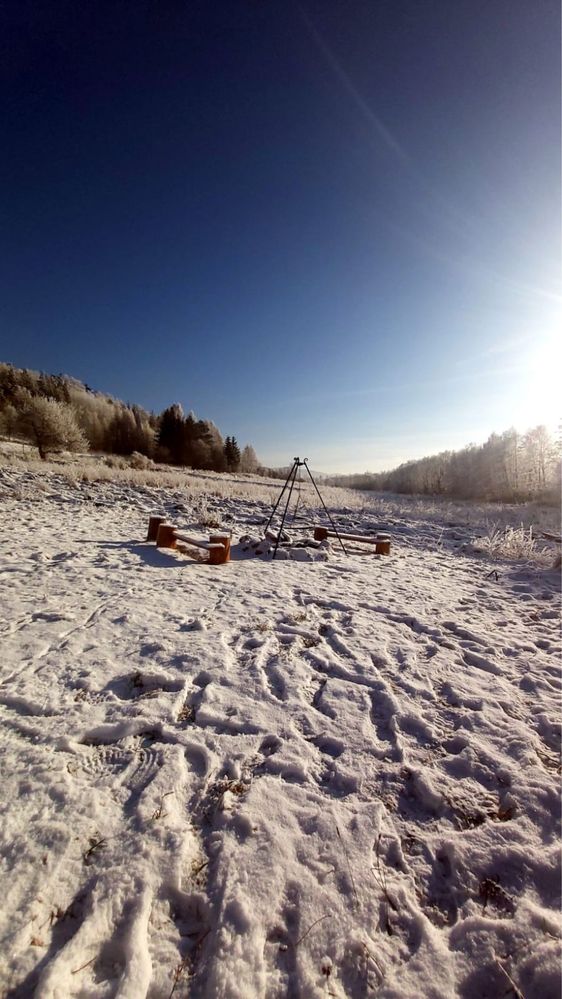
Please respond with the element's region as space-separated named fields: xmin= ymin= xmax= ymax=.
xmin=0 ymin=467 xmax=560 ymax=999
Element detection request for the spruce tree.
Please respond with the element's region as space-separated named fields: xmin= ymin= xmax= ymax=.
xmin=223 ymin=436 xmax=241 ymax=471
xmin=158 ymin=404 xmax=185 ymax=464
xmin=230 ymin=436 xmax=241 ymax=470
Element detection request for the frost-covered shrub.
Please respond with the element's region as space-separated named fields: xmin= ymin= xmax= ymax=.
xmin=103 ymin=455 xmax=129 ymax=470
xmin=475 ymin=523 xmax=550 ymax=564
xmin=129 ymin=451 xmax=154 ymax=470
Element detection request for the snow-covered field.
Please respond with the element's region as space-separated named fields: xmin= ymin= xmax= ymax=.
xmin=0 ymin=465 xmax=560 ymax=999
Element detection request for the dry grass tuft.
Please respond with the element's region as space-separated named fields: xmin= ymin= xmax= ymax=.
xmin=475 ymin=523 xmax=552 ymax=565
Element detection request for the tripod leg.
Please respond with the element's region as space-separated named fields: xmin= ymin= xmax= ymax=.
xmin=264 ymin=461 xmax=298 ymax=534
xmin=273 ymin=462 xmax=299 ymax=559
xmin=303 ymin=461 xmax=348 ymax=556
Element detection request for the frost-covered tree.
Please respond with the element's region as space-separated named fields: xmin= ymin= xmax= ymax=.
xmin=0 ymin=403 xmax=19 ymax=438
xmin=521 ymin=425 xmax=552 ymax=493
xmin=37 ymin=373 xmax=70 ymax=404
xmin=327 ymin=424 xmax=560 ymax=503
xmin=239 ymin=444 xmax=258 ymax=473
xmin=17 ymin=395 xmax=87 ymax=460
xmin=206 ymin=421 xmax=226 ymax=472
xmin=69 ymin=389 xmax=115 ymax=452
xmin=103 ymin=405 xmax=155 ymax=456
xmin=131 ymin=404 xmax=155 ymax=456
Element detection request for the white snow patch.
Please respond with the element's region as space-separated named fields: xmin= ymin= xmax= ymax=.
xmin=0 ymin=466 xmax=560 ymax=997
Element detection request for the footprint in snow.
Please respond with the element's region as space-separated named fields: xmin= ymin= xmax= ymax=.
xmin=103 ymin=671 xmax=185 ymax=702
xmin=259 ymin=734 xmax=283 ymax=757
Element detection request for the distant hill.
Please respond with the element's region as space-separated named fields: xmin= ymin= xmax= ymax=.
xmin=0 ymin=361 xmax=259 ymax=473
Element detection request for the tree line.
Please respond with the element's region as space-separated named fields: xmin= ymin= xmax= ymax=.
xmin=0 ymin=363 xmax=259 ymax=473
xmin=327 ymin=426 xmax=561 ymax=504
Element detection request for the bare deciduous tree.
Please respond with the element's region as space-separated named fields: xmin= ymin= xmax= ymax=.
xmin=327 ymin=425 xmax=560 ymax=504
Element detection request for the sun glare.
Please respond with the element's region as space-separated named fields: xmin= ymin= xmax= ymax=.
xmin=514 ymin=330 xmax=561 ymax=431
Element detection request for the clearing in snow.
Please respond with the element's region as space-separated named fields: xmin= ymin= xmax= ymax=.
xmin=0 ymin=465 xmax=560 ymax=998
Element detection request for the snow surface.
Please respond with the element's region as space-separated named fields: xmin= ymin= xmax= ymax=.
xmin=0 ymin=466 xmax=560 ymax=998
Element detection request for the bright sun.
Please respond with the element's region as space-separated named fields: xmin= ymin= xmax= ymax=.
xmin=514 ymin=329 xmax=561 ymax=432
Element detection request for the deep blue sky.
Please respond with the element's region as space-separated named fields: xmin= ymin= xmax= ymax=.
xmin=1 ymin=0 xmax=560 ymax=471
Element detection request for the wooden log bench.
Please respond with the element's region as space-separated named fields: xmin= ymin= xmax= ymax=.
xmin=151 ymin=518 xmax=231 ymax=565
xmin=174 ymin=531 xmax=231 ymax=565
xmin=314 ymin=526 xmax=391 ymax=555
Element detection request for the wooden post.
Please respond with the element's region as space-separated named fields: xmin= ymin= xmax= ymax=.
xmin=147 ymin=516 xmax=165 ymax=542
xmin=156 ymin=523 xmax=176 ymax=549
xmin=314 ymin=527 xmax=329 ymax=541
xmin=375 ymin=540 xmax=391 ymax=555
xmin=209 ymin=534 xmax=231 ymax=565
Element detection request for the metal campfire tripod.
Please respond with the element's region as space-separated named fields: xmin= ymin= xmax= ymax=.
xmin=264 ymin=457 xmax=348 ymax=560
